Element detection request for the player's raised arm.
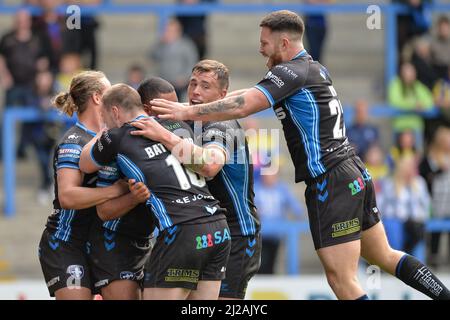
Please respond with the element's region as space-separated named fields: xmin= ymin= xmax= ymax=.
xmin=130 ymin=118 xmax=227 ymax=178
xmin=150 ymin=87 xmax=270 ymax=122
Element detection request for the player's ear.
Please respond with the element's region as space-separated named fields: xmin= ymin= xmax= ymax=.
xmin=112 ymin=105 xmax=119 ymax=119
xmin=220 ymin=88 xmax=227 ymax=99
xmin=281 ymin=36 xmax=290 ymax=51
xmin=92 ymin=91 xmax=102 ymax=105
xmin=143 ymin=103 xmax=151 ymax=115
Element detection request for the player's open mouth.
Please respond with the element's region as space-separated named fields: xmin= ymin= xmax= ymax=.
xmin=191 ymin=100 xmax=203 ymax=105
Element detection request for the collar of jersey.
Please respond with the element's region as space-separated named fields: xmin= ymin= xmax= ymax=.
xmin=76 ymin=121 xmax=96 ymax=137
xmin=130 ymin=114 xmax=151 ymax=122
xmin=291 ymin=49 xmax=307 ymax=60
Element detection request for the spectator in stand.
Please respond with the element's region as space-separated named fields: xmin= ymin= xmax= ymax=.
xmin=363 ymin=144 xmax=389 ymax=193
xmin=388 ymin=129 xmax=419 ymax=171
xmin=393 ymin=0 xmax=432 ymax=56
xmin=419 ymin=126 xmax=450 ymax=267
xmin=388 ymin=62 xmax=434 ymax=150
xmin=126 ymin=64 xmax=146 ymax=90
xmin=31 ymin=70 xmax=63 ymax=204
xmin=176 ymin=0 xmax=217 ymax=59
xmin=255 ymin=171 xmax=303 ymax=274
xmin=149 ymin=17 xmax=198 ymax=101
xmin=63 ymin=0 xmax=101 ymax=69
xmin=0 ymin=9 xmax=49 ymax=159
xmin=378 ymin=154 xmax=430 ymax=256
xmin=0 ymin=9 xmax=48 ymax=106
xmin=347 ymin=99 xmax=380 ymax=160
xmin=303 ymin=0 xmax=333 ymax=62
xmin=411 ymin=36 xmax=440 ymax=90
xmin=432 ymin=66 xmax=450 ymax=127
xmin=31 ymin=0 xmax=68 ymax=73
xmin=430 ymin=15 xmax=450 ymax=79
xmin=55 ymin=53 xmax=82 ymax=91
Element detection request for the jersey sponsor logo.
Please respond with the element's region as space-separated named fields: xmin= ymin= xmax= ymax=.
xmin=264 ymin=71 xmax=284 ymax=88
xmin=120 ymin=271 xmax=135 ymax=280
xmin=348 ymin=177 xmax=365 ymax=196
xmin=96 ymin=139 xmax=104 ymax=152
xmin=145 ymin=143 xmax=168 ymax=159
xmin=173 ymin=193 xmax=215 ymax=204
xmin=331 ymin=218 xmax=360 ymax=238
xmin=103 ymin=131 xmax=112 ymax=144
xmin=165 ymin=268 xmax=200 ymax=283
xmin=66 ymin=265 xmax=84 ymax=280
xmin=413 ymin=266 xmax=444 ymax=297
xmin=68 ymin=134 xmax=80 ymax=140
xmin=46 ymin=276 xmax=60 ymax=287
xmin=58 ymin=148 xmax=81 ymax=156
xmin=274 ymin=106 xmax=286 ymax=120
xmin=203 ymin=129 xmax=227 ymax=141
xmin=98 ymin=166 xmax=119 ymax=180
xmin=205 ymin=205 xmax=218 ymax=215
xmin=274 ymin=65 xmax=299 ymax=80
xmin=99 ymin=166 xmax=118 ymax=174
xmin=163 ymin=122 xmax=182 ymax=131
xmin=94 ymin=279 xmax=109 ymax=288
xmin=195 ymin=228 xmax=231 ymax=250
xmin=362 ymin=169 xmax=372 ymax=182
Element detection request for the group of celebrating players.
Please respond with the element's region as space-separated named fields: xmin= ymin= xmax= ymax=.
xmin=38 ymin=10 xmax=450 ymax=300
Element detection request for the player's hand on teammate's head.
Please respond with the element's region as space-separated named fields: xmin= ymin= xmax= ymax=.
xmin=143 ymin=103 xmax=155 ymax=116
xmin=130 ymin=117 xmax=167 ymax=142
xmin=149 ymin=99 xmax=187 ymax=121
xmin=128 ymin=179 xmax=151 ymax=203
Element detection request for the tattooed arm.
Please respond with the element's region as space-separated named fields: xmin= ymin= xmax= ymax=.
xmin=150 ymin=88 xmax=271 ymax=121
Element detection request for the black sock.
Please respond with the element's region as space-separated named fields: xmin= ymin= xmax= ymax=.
xmin=395 ymin=254 xmax=450 ymax=300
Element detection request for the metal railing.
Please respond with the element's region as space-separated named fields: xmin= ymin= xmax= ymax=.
xmin=0 ymin=2 xmax=449 ymax=85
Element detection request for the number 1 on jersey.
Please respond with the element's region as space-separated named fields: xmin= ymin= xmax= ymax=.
xmin=165 ymin=154 xmax=206 ymax=190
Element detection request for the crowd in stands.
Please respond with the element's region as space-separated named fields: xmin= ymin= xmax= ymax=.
xmin=337 ymin=1 xmax=450 ymax=268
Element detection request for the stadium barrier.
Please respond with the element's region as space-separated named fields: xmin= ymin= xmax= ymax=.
xmin=0 ymin=1 xmax=449 ymax=86
xmin=3 ymin=274 xmax=450 ymax=299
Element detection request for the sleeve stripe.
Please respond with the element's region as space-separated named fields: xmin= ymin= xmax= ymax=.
xmin=59 ymin=143 xmax=82 ymax=150
xmin=90 ymin=144 xmax=104 ymax=168
xmin=57 ymin=157 xmax=80 ymax=163
xmin=57 ymin=164 xmax=79 ymax=170
xmin=254 ymin=85 xmax=275 ymax=107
